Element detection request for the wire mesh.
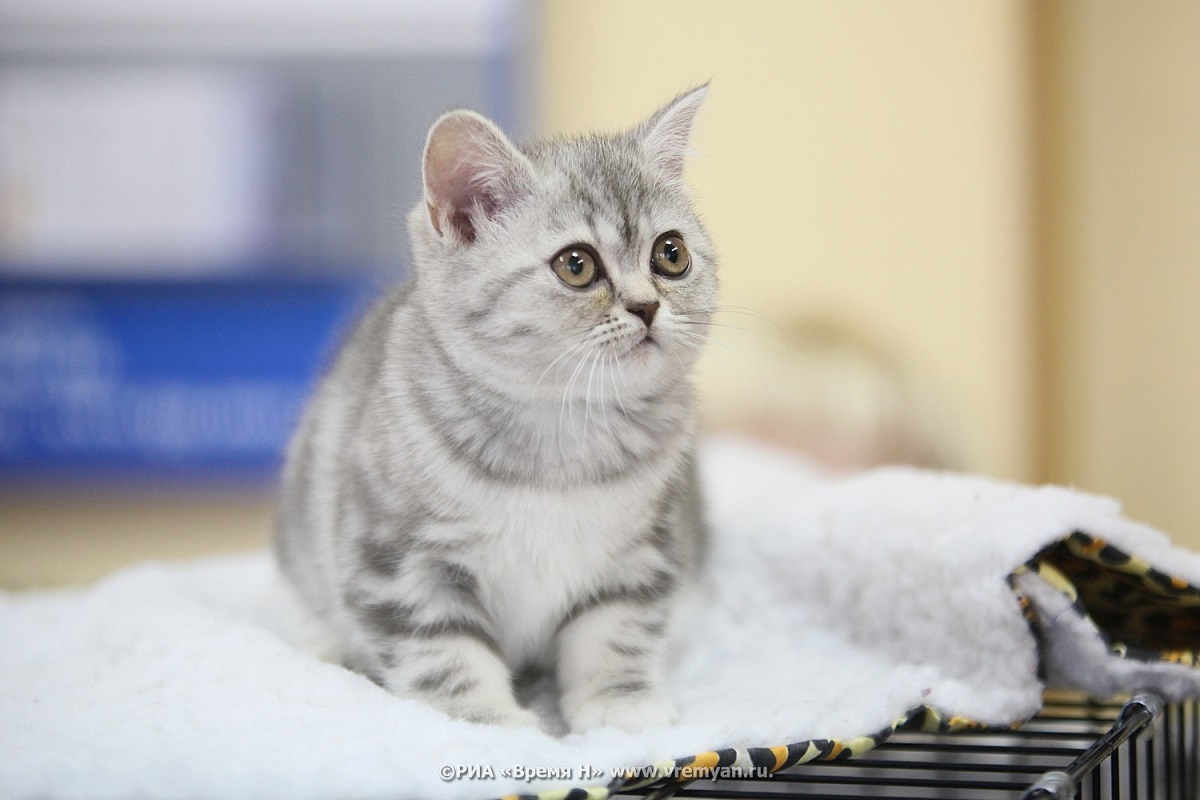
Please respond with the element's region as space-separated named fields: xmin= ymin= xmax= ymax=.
xmin=617 ymin=693 xmax=1198 ymax=800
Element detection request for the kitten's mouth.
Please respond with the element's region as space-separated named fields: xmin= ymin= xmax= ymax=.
xmin=628 ymin=332 xmax=656 ymax=356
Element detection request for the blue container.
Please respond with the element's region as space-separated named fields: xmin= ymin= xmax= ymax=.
xmin=0 ymin=277 xmax=379 ymax=486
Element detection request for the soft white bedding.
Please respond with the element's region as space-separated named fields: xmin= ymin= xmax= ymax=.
xmin=4 ymin=438 xmax=1199 ymax=800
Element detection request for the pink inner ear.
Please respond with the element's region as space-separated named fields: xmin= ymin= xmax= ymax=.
xmin=448 ymin=210 xmax=477 ymax=243
xmin=423 ymin=111 xmax=529 ymax=243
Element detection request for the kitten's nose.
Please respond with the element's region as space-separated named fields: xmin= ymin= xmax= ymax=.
xmin=626 ymin=301 xmax=660 ymax=329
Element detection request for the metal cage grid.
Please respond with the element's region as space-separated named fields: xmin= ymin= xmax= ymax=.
xmin=618 ymin=693 xmax=1198 ymax=800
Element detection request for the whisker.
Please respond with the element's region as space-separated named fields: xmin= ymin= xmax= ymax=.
xmin=675 ymin=323 xmax=767 ymax=375
xmin=610 ymin=352 xmax=632 ymax=423
xmin=673 ymin=326 xmax=747 ymax=365
xmin=559 ymin=346 xmax=594 ymax=449
xmin=581 ymin=350 xmax=604 ymax=444
xmin=584 ymin=353 xmax=596 ymax=438
xmin=532 ymin=337 xmax=591 ymax=396
xmin=665 ymin=336 xmax=690 ymax=376
xmin=674 ymin=314 xmax=795 ymax=359
xmin=684 ymin=304 xmax=787 ymax=333
xmin=673 ymin=331 xmax=744 ymax=377
xmin=594 ymin=352 xmax=612 ymax=436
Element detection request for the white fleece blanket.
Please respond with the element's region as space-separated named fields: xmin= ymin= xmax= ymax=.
xmin=4 ymin=438 xmax=1200 ymax=800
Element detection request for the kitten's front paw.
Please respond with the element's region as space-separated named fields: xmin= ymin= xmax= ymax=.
xmin=422 ymin=690 xmax=547 ymax=731
xmin=471 ymin=706 xmax=546 ymax=731
xmin=565 ymin=691 xmax=678 ymax=734
xmin=433 ymin=694 xmax=545 ymax=730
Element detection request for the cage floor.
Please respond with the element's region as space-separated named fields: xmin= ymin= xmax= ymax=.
xmin=618 ymin=693 xmax=1199 ymax=800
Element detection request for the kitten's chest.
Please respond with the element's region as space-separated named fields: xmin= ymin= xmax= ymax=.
xmin=461 ymin=474 xmax=667 ymax=661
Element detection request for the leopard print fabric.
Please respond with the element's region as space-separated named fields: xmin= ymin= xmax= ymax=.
xmin=1020 ymin=531 xmax=1200 ymax=667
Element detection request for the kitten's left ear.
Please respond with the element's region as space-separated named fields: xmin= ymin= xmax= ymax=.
xmin=638 ymin=85 xmax=709 ymax=182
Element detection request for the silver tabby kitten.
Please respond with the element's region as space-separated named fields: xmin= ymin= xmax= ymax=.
xmin=275 ymin=87 xmax=715 ymax=733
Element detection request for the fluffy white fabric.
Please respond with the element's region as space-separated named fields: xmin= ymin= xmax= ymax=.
xmin=3 ymin=438 xmax=1200 ymax=800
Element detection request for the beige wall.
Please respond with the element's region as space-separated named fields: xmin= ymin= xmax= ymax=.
xmin=537 ymin=0 xmax=1036 ymax=480
xmin=539 ymin=1 xmax=1200 ymax=549
xmin=1037 ymin=3 xmax=1200 ymax=546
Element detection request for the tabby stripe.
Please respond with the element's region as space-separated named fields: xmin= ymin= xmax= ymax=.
xmin=464 ymin=265 xmax=542 ymax=325
xmin=568 ymin=571 xmax=675 ymax=625
xmin=601 ymin=679 xmax=649 ymax=696
xmin=351 ymin=599 xmax=501 ymax=656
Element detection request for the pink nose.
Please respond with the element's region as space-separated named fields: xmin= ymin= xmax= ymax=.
xmin=627 ymin=301 xmax=660 ymax=328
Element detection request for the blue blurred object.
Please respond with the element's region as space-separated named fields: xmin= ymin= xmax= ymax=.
xmin=0 ymin=277 xmax=377 ymax=485
xmin=0 ymin=1 xmax=527 ymax=488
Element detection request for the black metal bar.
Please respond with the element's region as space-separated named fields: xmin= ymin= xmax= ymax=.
xmin=636 ymin=781 xmax=688 ymax=800
xmin=1147 ymin=718 xmax=1157 ymax=800
xmin=618 ymin=697 xmax=1197 ymax=800
xmin=1111 ymin=733 xmax=1121 ymax=799
xmin=767 ymin=772 xmax=1033 ymax=791
xmin=1171 ymin=700 xmax=1178 ymax=800
xmin=1022 ymin=692 xmax=1163 ymax=799
xmin=791 ymin=757 xmax=1059 ymax=775
xmin=1185 ymin=700 xmax=1195 ymax=800
xmin=881 ymin=741 xmax=1088 ymax=757
xmin=1171 ymin=695 xmax=1180 ymax=796
xmin=1130 ymin=719 xmax=1139 ymax=799
xmin=647 ymin=792 xmax=967 ymax=800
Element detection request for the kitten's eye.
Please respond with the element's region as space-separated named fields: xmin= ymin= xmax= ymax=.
xmin=651 ymin=232 xmax=690 ymax=278
xmin=550 ymin=246 xmax=600 ymax=288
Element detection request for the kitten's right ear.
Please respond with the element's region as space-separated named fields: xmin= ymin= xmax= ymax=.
xmin=639 ymin=84 xmax=708 ymax=183
xmin=422 ymin=110 xmax=534 ymax=244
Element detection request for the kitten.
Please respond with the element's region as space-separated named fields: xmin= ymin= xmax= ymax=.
xmin=274 ymin=87 xmax=715 ymax=734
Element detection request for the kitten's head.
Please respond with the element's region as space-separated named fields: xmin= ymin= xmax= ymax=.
xmin=408 ymin=87 xmax=716 ymax=404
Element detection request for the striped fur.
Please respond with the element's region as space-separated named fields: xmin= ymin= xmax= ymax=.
xmin=275 ymin=87 xmax=714 ymax=733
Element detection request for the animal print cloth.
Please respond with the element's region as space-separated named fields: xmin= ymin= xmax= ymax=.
xmin=495 ymin=531 xmax=1200 ymax=800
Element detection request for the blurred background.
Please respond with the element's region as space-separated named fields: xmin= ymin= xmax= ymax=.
xmin=1 ymin=1 xmax=1197 ymax=587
